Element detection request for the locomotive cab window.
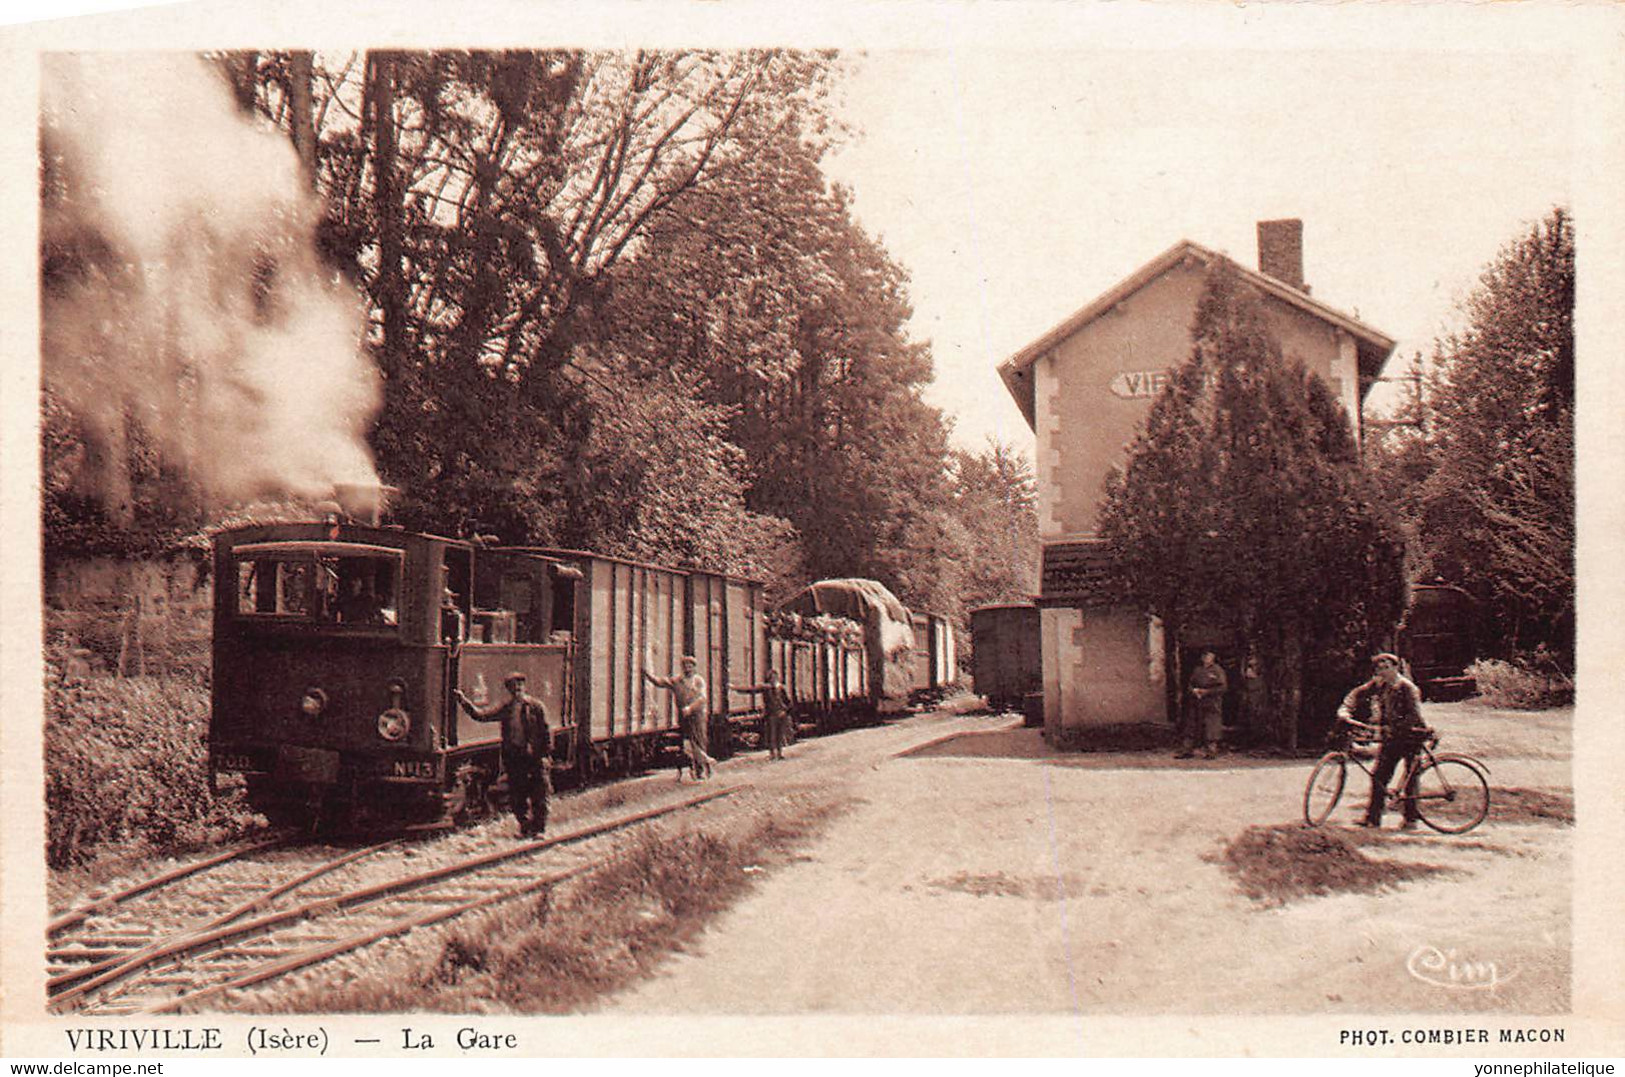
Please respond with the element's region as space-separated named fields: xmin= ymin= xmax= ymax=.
xmin=233 ymin=542 xmax=402 ymax=628
xmin=549 ymin=563 xmax=581 ymax=640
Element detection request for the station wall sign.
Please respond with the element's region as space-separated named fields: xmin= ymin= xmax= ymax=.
xmin=1108 ymin=369 xmax=1175 ymax=399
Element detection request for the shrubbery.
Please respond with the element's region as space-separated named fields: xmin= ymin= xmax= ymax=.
xmin=1468 ymin=653 xmax=1573 ymax=710
xmin=45 ymin=642 xmax=259 ymax=868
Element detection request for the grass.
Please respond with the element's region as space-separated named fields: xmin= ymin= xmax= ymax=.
xmin=45 ymin=646 xmax=262 ymax=870
xmin=1218 ymin=824 xmax=1448 ymax=907
xmin=253 ymin=789 xmax=844 ymax=1014
xmin=1492 ymin=787 xmax=1575 ymax=826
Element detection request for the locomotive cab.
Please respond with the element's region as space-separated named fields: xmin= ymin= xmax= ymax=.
xmin=211 ymin=524 xmax=482 ymax=829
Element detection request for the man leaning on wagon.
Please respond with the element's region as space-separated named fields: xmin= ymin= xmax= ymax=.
xmin=732 ymin=666 xmax=792 ymax=761
xmin=455 ymin=672 xmax=553 ymax=838
xmin=645 ymin=654 xmax=715 ymax=781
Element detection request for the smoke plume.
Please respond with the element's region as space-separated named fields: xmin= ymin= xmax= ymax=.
xmin=40 ymin=52 xmax=381 ymax=512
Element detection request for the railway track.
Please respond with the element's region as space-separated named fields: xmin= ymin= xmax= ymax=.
xmin=48 ymin=785 xmax=740 ymax=1016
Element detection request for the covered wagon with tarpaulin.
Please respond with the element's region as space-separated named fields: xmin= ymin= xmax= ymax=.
xmin=776 ymin=578 xmax=917 ymax=718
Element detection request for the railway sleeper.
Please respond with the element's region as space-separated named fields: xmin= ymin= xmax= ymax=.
xmin=67 ymin=934 xmax=157 ymax=948
xmin=391 ymin=892 xmax=483 ymax=904
xmin=48 ymin=948 xmax=134 ymax=964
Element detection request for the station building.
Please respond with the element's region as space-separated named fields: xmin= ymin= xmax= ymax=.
xmin=996 ymin=220 xmax=1396 ymax=741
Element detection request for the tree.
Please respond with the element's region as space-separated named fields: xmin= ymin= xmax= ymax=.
xmin=42 ymin=49 xmax=998 ymax=623
xmin=1099 ymin=261 xmax=1409 ymax=748
xmin=1410 ymin=208 xmax=1574 ymax=663
xmin=552 ymin=343 xmax=805 ymax=595
xmin=948 ymin=439 xmax=1040 ymax=614
xmin=184 ymin=49 xmax=842 ymax=546
xmin=598 ymin=125 xmax=962 ymax=612
xmin=40 ymin=53 xmax=378 ymax=556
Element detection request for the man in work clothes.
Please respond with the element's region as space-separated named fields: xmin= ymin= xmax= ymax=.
xmin=455 ymin=672 xmax=553 ymax=837
xmin=1339 ymin=652 xmax=1430 ymax=830
xmin=732 ymin=666 xmax=792 ymax=760
xmin=645 ymin=655 xmax=714 ymax=780
xmin=1177 ymin=650 xmax=1228 ymax=759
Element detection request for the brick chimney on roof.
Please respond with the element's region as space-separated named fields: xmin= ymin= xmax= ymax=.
xmin=1257 ymin=218 xmax=1307 ymax=293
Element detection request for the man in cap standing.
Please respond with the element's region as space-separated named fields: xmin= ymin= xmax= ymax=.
xmin=455 ymin=672 xmax=553 ymax=836
xmin=646 ymin=654 xmax=714 ymax=780
xmin=1338 ymin=652 xmax=1430 ymax=830
xmin=731 ymin=666 xmax=792 ymax=760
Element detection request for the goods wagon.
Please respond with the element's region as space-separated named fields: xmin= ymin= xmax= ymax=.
xmin=1397 ymin=583 xmax=1478 ymax=701
xmin=765 ymin=611 xmax=870 ymax=735
xmin=969 ymin=603 xmax=1041 ymax=714
xmin=906 ymin=611 xmax=960 ymax=706
xmin=777 ymin=579 xmax=916 ymax=715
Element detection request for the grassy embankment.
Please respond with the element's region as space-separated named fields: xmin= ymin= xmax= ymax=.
xmin=45 ymin=644 xmax=261 ymax=877
xmin=254 ymin=788 xmax=845 ymax=1014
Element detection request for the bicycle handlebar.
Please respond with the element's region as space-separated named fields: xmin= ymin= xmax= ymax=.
xmin=1335 ymin=715 xmax=1436 ymax=746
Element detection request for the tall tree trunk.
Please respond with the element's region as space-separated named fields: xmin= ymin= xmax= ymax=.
xmin=287 ymin=51 xmax=317 ymax=188
xmin=364 ymin=52 xmax=406 ymax=381
xmin=86 ymin=408 xmax=133 ymax=531
xmin=220 ymin=51 xmax=258 ymax=114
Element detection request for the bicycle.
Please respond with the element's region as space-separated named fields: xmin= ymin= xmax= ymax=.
xmin=1302 ymin=717 xmax=1491 ymax=834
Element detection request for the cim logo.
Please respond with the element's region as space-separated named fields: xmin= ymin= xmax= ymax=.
xmin=1109 ymin=369 xmax=1174 ymax=399
xmin=1406 ymin=945 xmax=1515 ymax=991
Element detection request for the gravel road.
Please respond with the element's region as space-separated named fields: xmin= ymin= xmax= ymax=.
xmin=604 ymin=701 xmax=1572 ymax=1018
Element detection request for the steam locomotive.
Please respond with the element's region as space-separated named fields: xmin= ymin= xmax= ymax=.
xmin=207 ymin=491 xmax=956 ymax=830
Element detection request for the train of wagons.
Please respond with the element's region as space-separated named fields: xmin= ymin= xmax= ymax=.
xmin=208 ymin=491 xmax=959 ymax=830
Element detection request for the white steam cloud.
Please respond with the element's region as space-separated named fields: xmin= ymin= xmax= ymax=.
xmin=41 ymin=52 xmax=381 ymax=507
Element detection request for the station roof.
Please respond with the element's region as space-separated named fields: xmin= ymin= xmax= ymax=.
xmin=997 ymin=241 xmax=1397 ymax=429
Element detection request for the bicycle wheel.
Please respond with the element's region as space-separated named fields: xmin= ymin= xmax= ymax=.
xmin=1413 ymin=758 xmax=1490 ymax=834
xmin=1303 ymin=753 xmax=1348 ymax=826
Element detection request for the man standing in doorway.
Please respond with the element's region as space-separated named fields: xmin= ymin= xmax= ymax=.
xmin=1177 ymin=650 xmax=1228 ymax=759
xmin=646 ymin=654 xmax=714 ymax=780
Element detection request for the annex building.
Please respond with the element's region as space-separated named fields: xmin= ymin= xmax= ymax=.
xmin=997 ymin=220 xmax=1396 ymax=740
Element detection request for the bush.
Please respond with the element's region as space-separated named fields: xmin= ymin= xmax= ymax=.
xmin=45 ymin=642 xmax=258 ymax=868
xmin=1467 ymin=655 xmax=1572 ymax=709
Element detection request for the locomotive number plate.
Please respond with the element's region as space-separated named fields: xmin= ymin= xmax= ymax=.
xmin=216 ymin=752 xmax=261 ymax=773
xmin=390 ymin=760 xmax=437 ymax=780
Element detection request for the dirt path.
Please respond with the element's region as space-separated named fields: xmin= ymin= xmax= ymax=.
xmin=604 ymin=702 xmax=1571 ymax=1016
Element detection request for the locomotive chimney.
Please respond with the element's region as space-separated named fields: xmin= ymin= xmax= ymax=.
xmin=1257 ymin=218 xmax=1308 ymax=293
xmin=332 ymin=482 xmax=397 ymax=526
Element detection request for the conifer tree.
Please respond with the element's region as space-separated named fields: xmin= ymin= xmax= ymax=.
xmin=1100 ymin=261 xmax=1408 ymax=747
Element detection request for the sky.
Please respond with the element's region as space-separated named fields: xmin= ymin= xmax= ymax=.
xmin=2 ymin=1 xmax=1615 ymax=470
xmin=822 ymin=44 xmax=1581 ymax=453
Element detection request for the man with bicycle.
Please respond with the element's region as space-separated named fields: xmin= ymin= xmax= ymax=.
xmin=1338 ymin=653 xmax=1429 ymax=830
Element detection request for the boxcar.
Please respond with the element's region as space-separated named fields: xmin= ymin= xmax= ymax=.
xmin=766 ymin=612 xmax=870 ymax=735
xmin=689 ymin=567 xmax=770 ymax=755
xmin=969 ymin=603 xmax=1041 ymax=714
xmin=1397 ymin=583 xmax=1478 ymax=701
xmin=210 ymin=518 xmax=769 ymax=830
xmin=906 ymin=612 xmax=959 ymax=706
